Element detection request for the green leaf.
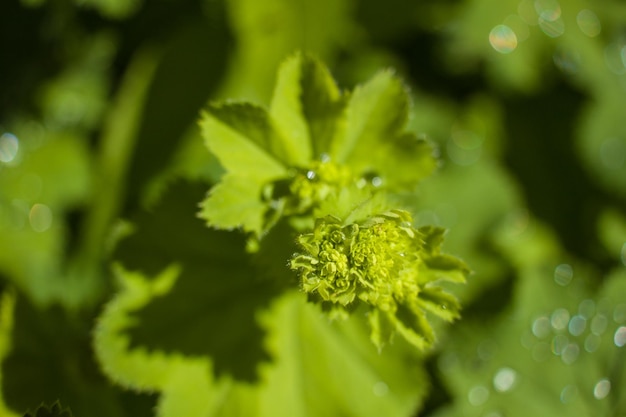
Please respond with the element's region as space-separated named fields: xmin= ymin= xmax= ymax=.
xmin=93 ymin=265 xmax=228 ymax=417
xmin=123 ymin=17 xmax=231 ymax=209
xmin=435 ymin=228 xmax=626 ymax=417
xmin=23 ymin=401 xmax=73 ymax=417
xmin=0 ymin=291 xmax=19 ymax=417
xmin=0 ymin=129 xmax=93 ymax=307
xmin=269 ymin=53 xmax=346 ymax=163
xmin=331 ymin=70 xmax=436 ymax=189
xmin=201 ymin=103 xmax=287 ymax=182
xmin=257 ymin=292 xmax=429 ymax=417
xmin=199 ymin=174 xmax=268 ymax=234
xmin=2 ymin=293 xmax=153 ymax=417
xmin=114 ymin=181 xmax=281 ymax=381
xmin=331 ymin=70 xmax=407 ymax=162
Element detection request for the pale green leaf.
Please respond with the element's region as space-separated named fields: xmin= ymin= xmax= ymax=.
xmin=258 ymin=292 xmax=429 ymax=417
xmin=331 ymin=70 xmax=408 ymax=163
xmin=200 ymin=103 xmax=287 ymax=181
xmin=269 ymin=53 xmax=345 ymax=164
xmin=330 ymin=70 xmax=436 ymax=188
xmin=199 ymin=174 xmax=268 ymax=234
xmin=93 ymin=265 xmax=228 ymax=417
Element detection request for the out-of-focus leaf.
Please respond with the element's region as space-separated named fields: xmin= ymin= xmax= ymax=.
xmin=221 ymin=0 xmax=356 ymax=101
xmin=1 ymin=294 xmax=153 ymax=417
xmin=432 ymin=219 xmax=626 ymax=417
xmin=269 ymin=53 xmax=344 ymax=162
xmin=0 ymin=128 xmax=92 ymax=306
xmin=93 ymin=265 xmax=227 ymax=417
xmin=0 ymin=291 xmax=19 ymax=417
xmin=23 ymin=401 xmax=73 ymax=417
xmin=257 ymin=292 xmax=429 ymax=417
xmin=114 ymin=181 xmax=281 ymax=381
xmin=123 ymin=16 xmax=230 ymax=210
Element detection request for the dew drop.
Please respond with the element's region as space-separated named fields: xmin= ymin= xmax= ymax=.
xmin=468 ymin=385 xmax=490 ymax=406
xmin=593 ymin=379 xmax=611 ymax=399
xmin=306 ymin=170 xmax=316 ymax=180
xmin=493 ymin=367 xmax=517 ymax=392
xmin=614 ymin=326 xmax=626 ymax=347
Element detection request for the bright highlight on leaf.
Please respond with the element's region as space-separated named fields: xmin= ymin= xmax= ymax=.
xmin=290 ymin=210 xmax=469 ymax=350
xmin=199 ymin=52 xmax=436 ymax=238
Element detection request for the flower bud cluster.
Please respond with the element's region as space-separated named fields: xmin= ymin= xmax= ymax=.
xmin=290 ymin=210 xmax=422 ymax=314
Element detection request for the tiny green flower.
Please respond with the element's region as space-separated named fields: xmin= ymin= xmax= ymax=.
xmin=290 ymin=210 xmax=468 ymax=350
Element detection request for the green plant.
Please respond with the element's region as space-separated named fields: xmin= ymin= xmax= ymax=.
xmin=1 ymin=1 xmax=625 ymax=416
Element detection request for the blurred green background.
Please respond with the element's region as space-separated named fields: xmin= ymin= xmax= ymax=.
xmin=0 ymin=0 xmax=625 ymax=416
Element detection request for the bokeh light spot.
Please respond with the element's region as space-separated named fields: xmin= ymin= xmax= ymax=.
xmin=29 ymin=203 xmax=53 ymax=232
xmin=584 ymin=334 xmax=601 ymax=353
xmin=532 ymin=316 xmax=551 ymax=338
xmin=551 ymin=309 xmax=570 ymax=330
xmin=614 ymin=304 xmax=626 ymax=323
xmin=554 ymin=264 xmax=573 ymax=286
xmin=561 ymin=343 xmax=580 ymax=364
xmin=373 ymin=381 xmax=389 ymax=397
xmin=489 ymin=25 xmax=518 ymax=54
xmin=591 ymin=314 xmax=608 ymax=335
xmin=468 ymin=385 xmax=490 ymax=406
xmin=493 ymin=367 xmax=517 ymax=392
xmin=0 ymin=132 xmax=19 ymax=163
xmin=539 ymin=16 xmax=565 ymax=38
xmin=615 ymin=326 xmax=626 ymax=347
xmin=600 ymin=137 xmax=625 ymax=169
xmin=576 ymin=9 xmax=601 ymax=37
xmin=560 ymin=385 xmax=578 ymax=404
xmin=568 ymin=315 xmax=586 ymax=336
xmin=593 ymin=379 xmax=611 ymax=399
xmin=578 ymin=299 xmax=595 ymax=319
